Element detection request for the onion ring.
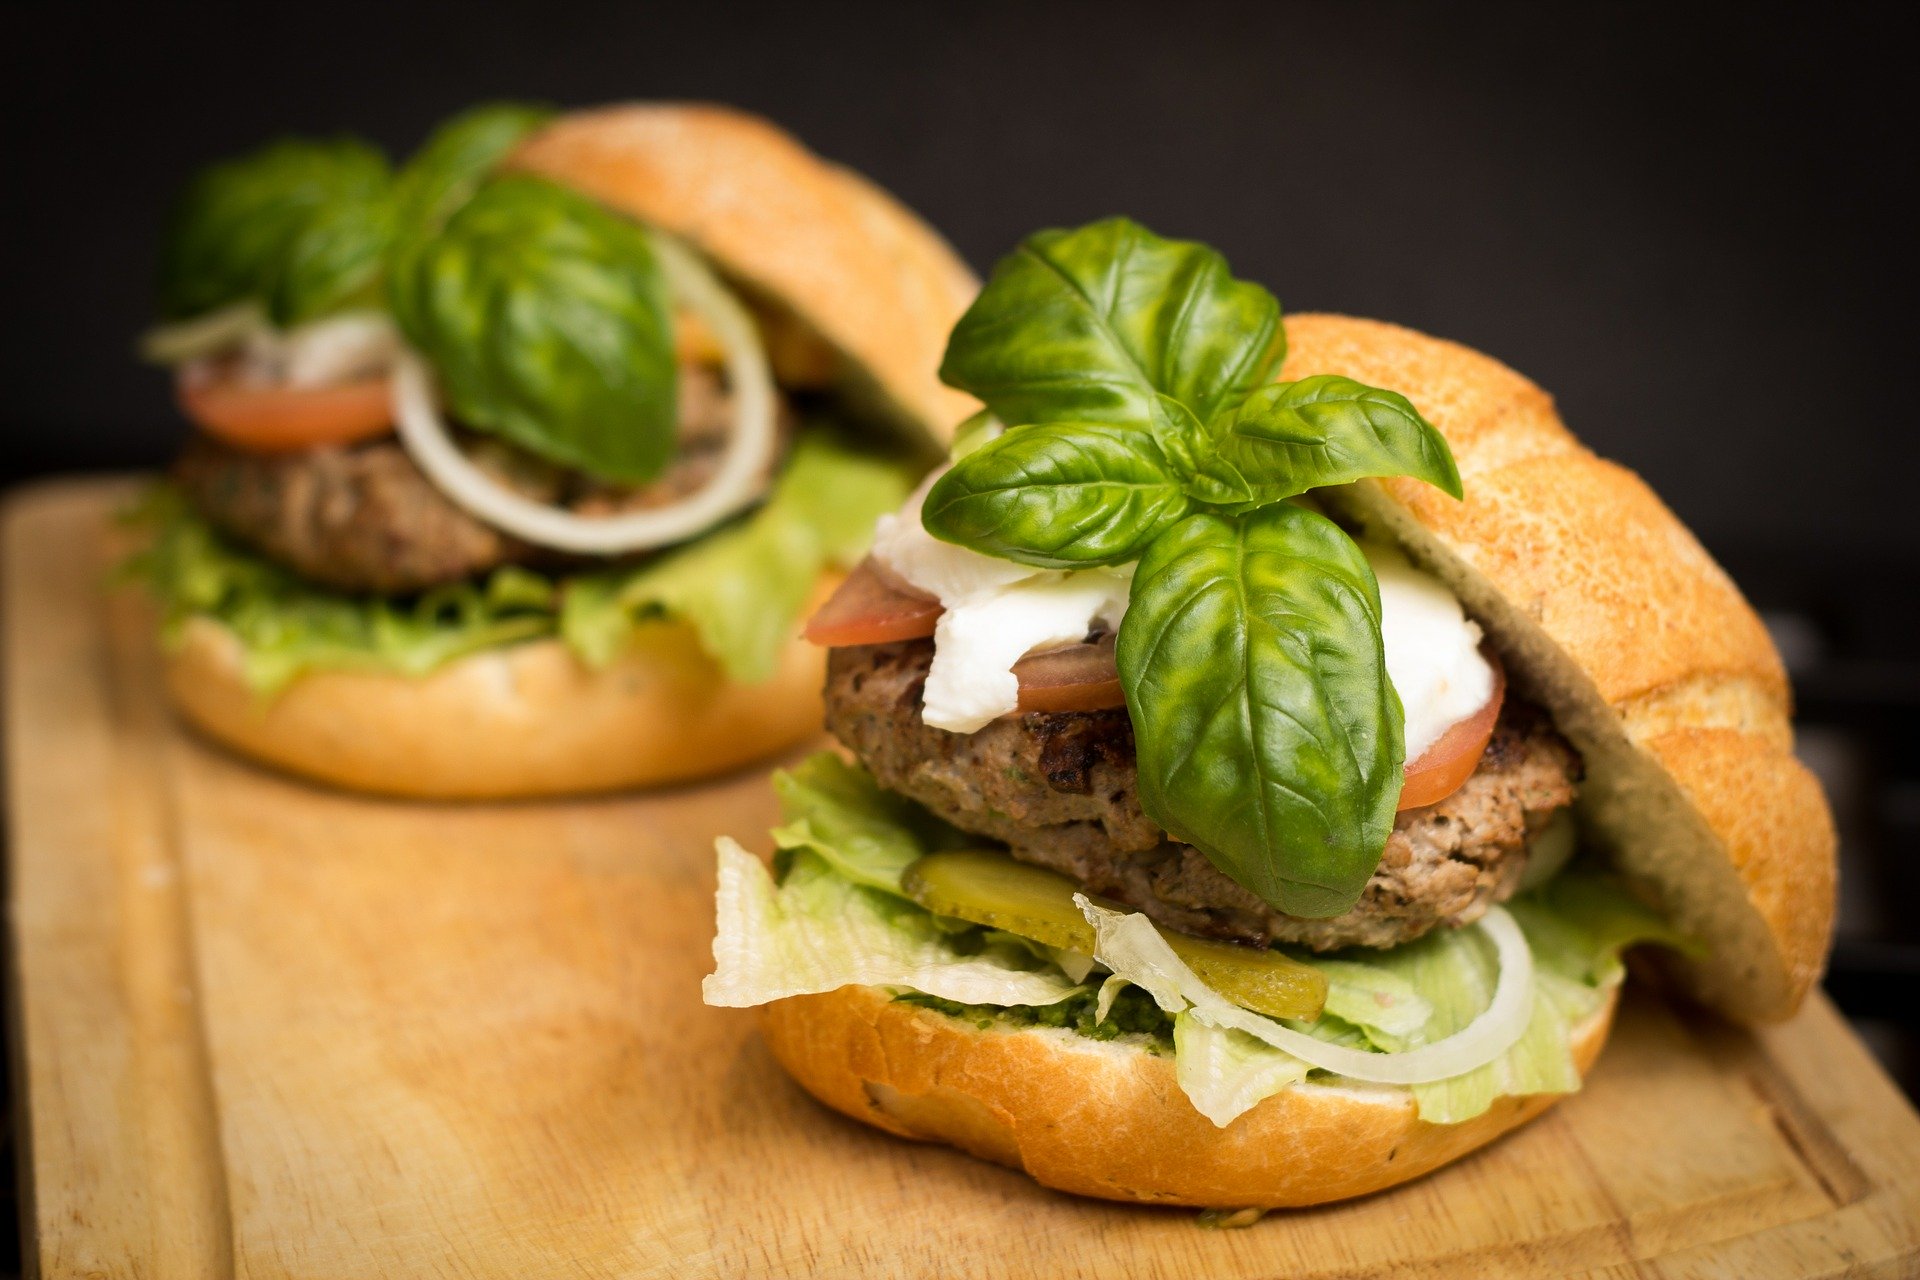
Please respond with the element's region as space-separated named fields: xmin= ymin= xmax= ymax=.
xmin=392 ymin=233 xmax=777 ymax=554
xmin=1079 ymin=896 xmax=1535 ymax=1085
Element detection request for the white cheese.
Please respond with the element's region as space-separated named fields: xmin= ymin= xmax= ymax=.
xmin=1366 ymin=542 xmax=1495 ymax=760
xmin=923 ymin=569 xmax=1133 ymax=733
xmin=870 ymin=472 xmax=1033 ymax=603
xmin=872 ymin=472 xmax=1131 ymax=733
xmin=868 ymin=477 xmax=1494 ymax=748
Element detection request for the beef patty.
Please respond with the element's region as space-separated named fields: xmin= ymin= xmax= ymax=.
xmin=826 ymin=639 xmax=1582 ymax=951
xmin=174 ymin=363 xmax=784 ymax=594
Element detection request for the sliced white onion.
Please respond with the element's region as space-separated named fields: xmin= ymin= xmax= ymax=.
xmin=392 ymin=233 xmax=777 ymax=555
xmin=137 ymin=301 xmax=268 ymax=365
xmin=1078 ymin=896 xmax=1535 ymax=1086
xmin=272 ymin=312 xmax=402 ymax=388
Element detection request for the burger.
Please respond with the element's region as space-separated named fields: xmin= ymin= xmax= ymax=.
xmin=129 ymin=102 xmax=975 ymax=797
xmin=703 ymin=217 xmax=1837 ymax=1207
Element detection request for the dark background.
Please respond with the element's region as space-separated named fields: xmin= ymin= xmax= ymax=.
xmin=7 ymin=1 xmax=1917 ymax=558
xmin=3 ymin=1 xmax=1915 ymax=1266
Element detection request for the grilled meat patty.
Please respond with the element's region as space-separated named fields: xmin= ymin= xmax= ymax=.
xmin=175 ymin=433 xmax=534 ymax=593
xmin=826 ymin=639 xmax=1582 ymax=951
xmin=173 ymin=364 xmax=780 ymax=594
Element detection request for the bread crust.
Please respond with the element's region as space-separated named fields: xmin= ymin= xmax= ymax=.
xmin=506 ymin=103 xmax=980 ymax=447
xmin=1282 ymin=313 xmax=1835 ymax=1021
xmin=164 ymin=611 xmax=825 ymax=799
xmin=759 ymin=983 xmax=1616 ymax=1208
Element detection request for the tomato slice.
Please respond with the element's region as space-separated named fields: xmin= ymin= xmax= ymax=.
xmin=1015 ymin=637 xmax=1125 ymax=713
xmin=808 ymin=558 xmax=1505 ymax=809
xmin=177 ymin=366 xmax=395 ymax=453
xmin=1397 ymin=653 xmax=1506 ymax=811
xmin=802 ymin=557 xmax=943 ymax=646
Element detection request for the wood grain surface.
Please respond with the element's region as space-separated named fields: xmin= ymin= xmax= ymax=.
xmin=7 ymin=478 xmax=1920 ymax=1279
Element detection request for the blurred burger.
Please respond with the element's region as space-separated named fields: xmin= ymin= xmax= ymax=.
xmin=131 ymin=102 xmax=975 ymax=797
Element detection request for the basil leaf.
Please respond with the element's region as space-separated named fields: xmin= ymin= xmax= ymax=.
xmin=159 ymin=137 xmax=395 ymax=326
xmin=394 ymin=101 xmax=553 ymax=234
xmin=1116 ymin=505 xmax=1404 ymax=917
xmin=390 ymin=175 xmax=678 ymax=484
xmin=388 ymin=102 xmax=554 ymax=337
xmin=922 ymin=422 xmax=1190 ymax=568
xmin=1190 ymin=375 xmax=1463 ymax=510
xmin=939 ymin=217 xmax=1285 ymax=431
xmin=1148 ymin=393 xmax=1209 ymax=484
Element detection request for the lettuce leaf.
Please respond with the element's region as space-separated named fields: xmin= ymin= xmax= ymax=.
xmin=1360 ymin=924 xmax=1585 ymax=1125
xmin=124 ymin=428 xmax=910 ymax=692
xmin=1202 ymin=876 xmax=1682 ymax=1126
xmin=768 ymin=752 xmax=966 ymax=893
xmin=1312 ymin=958 xmax=1431 ymax=1040
xmin=123 ymin=488 xmax=556 ymax=692
xmin=703 ymin=840 xmax=1082 ymax=1009
xmin=560 ymin=430 xmax=912 ymax=681
xmin=704 ymin=754 xmax=1692 ymax=1129
xmin=1173 ymin=1015 xmax=1311 ymax=1127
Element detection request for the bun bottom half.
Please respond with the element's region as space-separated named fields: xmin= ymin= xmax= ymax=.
xmin=162 ymin=608 xmax=827 ymax=799
xmin=758 ymin=983 xmax=1618 ymax=1209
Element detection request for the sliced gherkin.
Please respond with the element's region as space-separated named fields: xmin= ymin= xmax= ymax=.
xmin=902 ymin=849 xmax=1098 ymax=953
xmin=1162 ymin=931 xmax=1328 ymax=1022
xmin=900 ymin=849 xmax=1327 ymax=1021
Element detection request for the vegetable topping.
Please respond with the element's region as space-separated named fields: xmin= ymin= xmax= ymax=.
xmin=917 ymin=217 xmax=1466 ymax=919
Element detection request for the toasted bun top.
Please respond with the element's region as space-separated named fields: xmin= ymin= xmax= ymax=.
xmin=1283 ymin=314 xmax=1835 ymax=1022
xmin=505 ymin=103 xmax=980 ymax=449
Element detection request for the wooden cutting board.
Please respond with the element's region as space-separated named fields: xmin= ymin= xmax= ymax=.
xmin=6 ymin=477 xmax=1919 ymax=1280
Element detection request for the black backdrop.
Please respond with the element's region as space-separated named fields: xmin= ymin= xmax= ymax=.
xmin=5 ymin=0 xmax=1913 ymax=567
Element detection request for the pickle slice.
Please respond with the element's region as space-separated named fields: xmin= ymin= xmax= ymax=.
xmin=1163 ymin=933 xmax=1327 ymax=1022
xmin=900 ymin=849 xmax=1327 ymax=1020
xmin=902 ymin=849 xmax=1097 ymax=954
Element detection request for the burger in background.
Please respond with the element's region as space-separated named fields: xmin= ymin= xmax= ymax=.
xmin=128 ymin=102 xmax=977 ymax=797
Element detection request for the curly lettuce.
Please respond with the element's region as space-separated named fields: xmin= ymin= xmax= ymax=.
xmin=560 ymin=431 xmax=912 ymax=682
xmin=125 ymin=430 xmax=911 ymax=692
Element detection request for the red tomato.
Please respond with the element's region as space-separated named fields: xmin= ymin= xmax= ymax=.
xmin=807 ymin=558 xmax=1505 ymax=809
xmin=1397 ymin=654 xmax=1506 ymax=811
xmin=177 ymin=366 xmax=394 ymax=453
xmin=802 ymin=558 xmax=943 ymax=646
xmin=1014 ymin=638 xmax=1125 ymax=713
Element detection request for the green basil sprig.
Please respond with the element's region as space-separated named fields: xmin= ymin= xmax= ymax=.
xmin=387 ymin=102 xmax=553 ymax=338
xmin=1191 ymin=376 xmax=1461 ymax=512
xmin=927 ymin=218 xmax=1462 ymax=918
xmin=158 ymin=138 xmax=396 ymax=326
xmin=387 ymin=174 xmax=679 ymax=484
xmin=393 ymin=102 xmax=554 ymax=238
xmin=920 ymin=422 xmax=1191 ymax=567
xmin=939 ymin=216 xmax=1283 ymax=430
xmin=1117 ymin=506 xmax=1403 ymax=917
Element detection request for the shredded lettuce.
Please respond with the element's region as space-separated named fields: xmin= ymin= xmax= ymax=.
xmin=1313 ymin=959 xmax=1432 ymax=1040
xmin=124 ymin=430 xmax=911 ymax=692
xmin=703 ymin=840 xmax=1082 ymax=1009
xmin=562 ymin=431 xmax=912 ymax=682
xmin=123 ymin=487 xmax=556 ymax=692
xmin=1173 ymin=1017 xmax=1312 ymax=1127
xmin=706 ymin=752 xmax=1694 ymax=1128
xmin=1355 ymin=922 xmax=1583 ymax=1124
xmin=768 ymin=752 xmax=968 ymax=893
